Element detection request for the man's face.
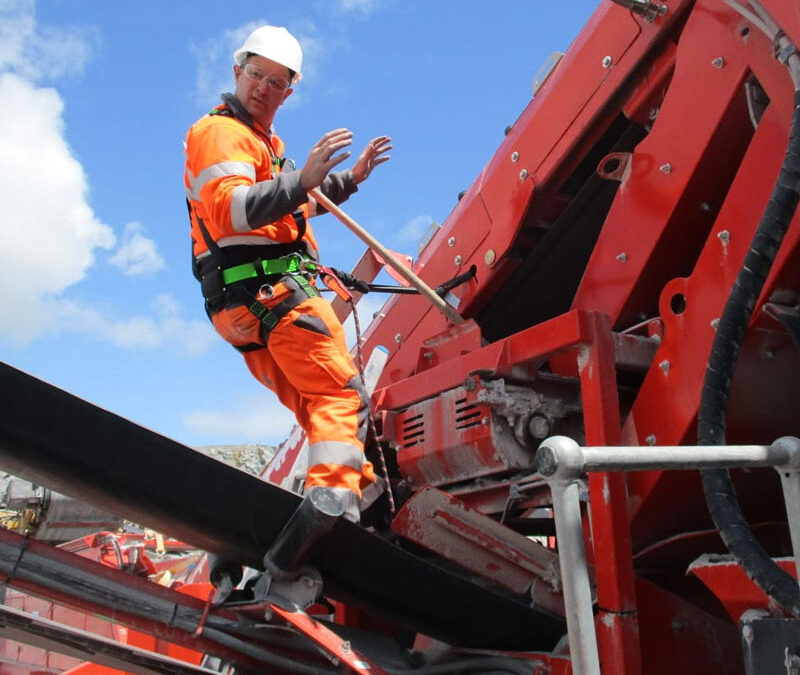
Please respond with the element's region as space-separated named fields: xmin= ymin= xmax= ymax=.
xmin=233 ymin=55 xmax=293 ymax=127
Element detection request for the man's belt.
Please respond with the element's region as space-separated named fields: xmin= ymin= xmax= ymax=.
xmin=222 ymin=253 xmax=318 ymax=286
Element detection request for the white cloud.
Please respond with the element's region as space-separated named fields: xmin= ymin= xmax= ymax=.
xmin=183 ymin=392 xmax=297 ymax=444
xmin=0 ymin=3 xmax=192 ymax=355
xmin=0 ymin=0 xmax=95 ymax=82
xmin=108 ymin=222 xmax=165 ymax=276
xmin=52 ymin=294 xmax=216 ymax=355
xmin=396 ymin=214 xmax=435 ymax=249
xmin=191 ymin=23 xmax=256 ymax=106
xmin=338 ymin=0 xmax=382 ymax=15
xmin=0 ymin=72 xmax=116 ymax=345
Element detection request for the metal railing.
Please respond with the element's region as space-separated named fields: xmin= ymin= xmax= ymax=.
xmin=534 ymin=435 xmax=800 ymax=675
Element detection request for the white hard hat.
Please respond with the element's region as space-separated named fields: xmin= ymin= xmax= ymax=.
xmin=234 ymin=25 xmax=303 ymax=83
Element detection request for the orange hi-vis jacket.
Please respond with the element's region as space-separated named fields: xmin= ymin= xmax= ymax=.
xmin=184 ymin=95 xmax=318 ymax=260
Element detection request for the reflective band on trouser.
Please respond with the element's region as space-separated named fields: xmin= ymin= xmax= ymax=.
xmin=305 ymin=441 xmax=377 ymax=522
xmin=307 ymin=440 xmax=365 ymax=471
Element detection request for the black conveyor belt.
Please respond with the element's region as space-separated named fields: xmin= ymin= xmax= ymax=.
xmin=0 ymin=361 xmax=564 ymax=649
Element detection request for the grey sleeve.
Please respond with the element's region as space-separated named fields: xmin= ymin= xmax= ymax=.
xmin=242 ymin=170 xmax=308 ymax=229
xmin=315 ymin=170 xmax=359 ymax=214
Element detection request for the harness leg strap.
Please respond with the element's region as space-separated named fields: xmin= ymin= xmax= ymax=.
xmin=236 ymin=274 xmax=320 ymax=351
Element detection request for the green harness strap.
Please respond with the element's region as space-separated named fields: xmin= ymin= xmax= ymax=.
xmin=222 ymin=253 xmax=318 ymax=285
xmin=244 ymin=272 xmax=320 ymax=344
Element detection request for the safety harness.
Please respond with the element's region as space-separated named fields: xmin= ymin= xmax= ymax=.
xmin=190 ymin=205 xmax=320 ymax=353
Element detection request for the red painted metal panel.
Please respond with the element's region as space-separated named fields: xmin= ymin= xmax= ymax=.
xmin=376 ymin=309 xmax=592 ymax=411
xmin=360 ymin=0 xmax=696 ymax=395
xmin=690 ymin=556 xmax=797 ymax=625
xmin=636 ymin=578 xmax=743 ymax=675
xmin=626 ymin=99 xmax=800 ymax=549
xmin=391 ymin=486 xmax=562 ymax=612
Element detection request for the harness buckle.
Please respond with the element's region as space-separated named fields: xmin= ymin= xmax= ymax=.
xmin=282 ymin=252 xmax=318 ymax=276
xmin=282 ymin=252 xmax=304 ymax=273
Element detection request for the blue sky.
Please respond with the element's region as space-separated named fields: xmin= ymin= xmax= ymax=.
xmin=0 ymin=0 xmax=600 ymax=447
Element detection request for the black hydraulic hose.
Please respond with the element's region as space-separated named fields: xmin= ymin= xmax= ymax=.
xmin=699 ymin=89 xmax=800 ymax=616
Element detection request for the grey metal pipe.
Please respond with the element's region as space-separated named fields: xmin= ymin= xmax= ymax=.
xmin=535 ymin=435 xmax=800 ymax=673
xmin=549 ymin=479 xmax=600 ymax=675
xmin=777 ymin=465 xmax=800 ymax=598
xmin=536 ymin=435 xmax=800 ymax=477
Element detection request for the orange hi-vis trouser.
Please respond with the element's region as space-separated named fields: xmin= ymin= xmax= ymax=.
xmin=210 ymin=276 xmax=376 ymax=521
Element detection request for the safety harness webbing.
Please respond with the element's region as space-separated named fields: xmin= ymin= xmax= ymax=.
xmin=222 ymin=254 xmax=317 ymax=285
xmin=188 ymin=200 xmax=318 ymax=352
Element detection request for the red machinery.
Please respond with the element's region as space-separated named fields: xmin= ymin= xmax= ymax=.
xmin=1 ymin=0 xmax=800 ymax=673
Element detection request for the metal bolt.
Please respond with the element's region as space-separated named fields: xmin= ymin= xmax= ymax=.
xmin=660 ymin=163 xmax=672 ymax=174
xmin=645 ymin=434 xmax=657 ymax=446
xmin=448 ymin=236 xmax=456 ymax=247
xmin=519 ymin=168 xmax=529 ymax=180
xmin=481 ymin=417 xmax=489 ymax=426
xmin=711 ymin=56 xmax=725 ymax=68
xmin=454 ymin=255 xmax=462 ymax=266
xmin=659 ymin=359 xmax=671 ymax=375
xmin=394 ymin=333 xmax=402 ymax=343
xmin=700 ymin=202 xmax=712 ymax=212
xmin=528 ymin=415 xmax=550 ymax=440
xmin=485 ymin=249 xmax=496 ymax=266
xmin=717 ymin=229 xmax=730 ymax=244
xmin=602 ymin=55 xmax=613 ymax=68
xmin=648 ymin=107 xmax=659 ymax=120
xmin=616 ymin=252 xmax=627 ymax=262
xmin=341 ymin=641 xmax=351 ymax=653
xmin=511 ymin=151 xmax=519 ymax=163
xmin=711 ymin=318 xmax=720 ymax=330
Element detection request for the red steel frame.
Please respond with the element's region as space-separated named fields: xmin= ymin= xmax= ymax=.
xmin=377 ymin=309 xmax=642 ymax=673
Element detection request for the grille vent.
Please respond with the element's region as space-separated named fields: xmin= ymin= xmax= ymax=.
xmin=400 ymin=413 xmax=425 ymax=448
xmin=454 ymin=398 xmax=483 ymax=430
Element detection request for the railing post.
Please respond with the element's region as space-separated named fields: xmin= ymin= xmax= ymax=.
xmin=773 ymin=436 xmax=800 ymax=597
xmin=538 ymin=436 xmax=600 ymax=675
